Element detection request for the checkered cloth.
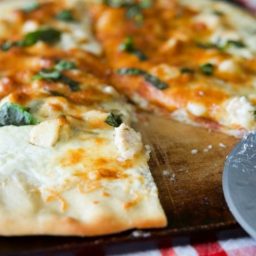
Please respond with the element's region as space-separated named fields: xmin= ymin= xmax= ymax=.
xmin=67 ymin=229 xmax=256 ymax=256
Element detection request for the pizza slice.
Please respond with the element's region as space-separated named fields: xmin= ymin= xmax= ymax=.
xmin=88 ymin=0 xmax=256 ymax=137
xmin=0 ymin=0 xmax=166 ymax=236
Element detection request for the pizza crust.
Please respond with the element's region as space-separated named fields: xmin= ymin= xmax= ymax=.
xmin=0 ymin=176 xmax=166 ymax=236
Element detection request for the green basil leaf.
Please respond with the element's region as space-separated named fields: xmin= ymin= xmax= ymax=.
xmin=119 ymin=37 xmax=147 ymax=61
xmin=59 ymin=75 xmax=80 ymax=92
xmin=105 ymin=112 xmax=123 ymax=127
xmin=180 ymin=67 xmax=195 ymax=74
xmin=117 ymin=68 xmax=168 ymax=90
xmin=196 ymin=42 xmax=217 ymax=49
xmin=104 ymin=0 xmax=152 ymax=25
xmin=226 ymin=40 xmax=246 ymax=48
xmin=0 ymin=41 xmax=18 ymax=52
xmin=19 ymin=28 xmax=61 ymax=47
xmin=55 ymin=60 xmax=77 ymax=71
xmin=0 ymin=103 xmax=37 ymax=126
xmin=119 ymin=36 xmax=134 ymax=52
xmin=117 ymin=67 xmax=145 ymax=76
xmin=200 ymin=63 xmax=215 ymax=76
xmin=34 ymin=61 xmax=80 ymax=92
xmin=56 ymin=10 xmax=75 ymax=22
xmin=144 ymin=73 xmax=168 ymax=90
xmin=33 ymin=69 xmax=61 ymax=80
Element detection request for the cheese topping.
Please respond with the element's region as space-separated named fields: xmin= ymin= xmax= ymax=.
xmin=222 ymin=96 xmax=255 ymax=130
xmin=114 ymin=123 xmax=143 ymax=161
xmin=0 ymin=0 xmax=156 ymax=207
xmin=90 ymin=0 xmax=256 ymax=134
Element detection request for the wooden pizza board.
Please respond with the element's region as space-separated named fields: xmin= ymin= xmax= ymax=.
xmin=0 ymin=112 xmax=239 ymax=255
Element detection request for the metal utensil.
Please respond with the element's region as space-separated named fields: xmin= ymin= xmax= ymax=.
xmin=223 ymin=132 xmax=256 ymax=239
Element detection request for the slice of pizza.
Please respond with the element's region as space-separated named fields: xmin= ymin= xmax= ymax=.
xmin=0 ymin=0 xmax=166 ymax=236
xmin=88 ymin=0 xmax=256 ymax=137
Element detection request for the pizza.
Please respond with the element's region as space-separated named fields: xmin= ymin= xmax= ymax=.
xmin=88 ymin=0 xmax=256 ymax=137
xmin=0 ymin=0 xmax=255 ymax=237
xmin=0 ymin=0 xmax=166 ymax=236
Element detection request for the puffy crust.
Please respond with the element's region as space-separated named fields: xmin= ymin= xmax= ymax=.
xmin=0 ymin=187 xmax=166 ymax=236
xmin=0 ymin=215 xmax=167 ymax=237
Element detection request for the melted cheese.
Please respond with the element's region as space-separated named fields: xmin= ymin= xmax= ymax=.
xmin=114 ymin=124 xmax=143 ymax=161
xmin=90 ymin=0 xmax=256 ymax=134
xmin=0 ymin=0 xmax=102 ymax=55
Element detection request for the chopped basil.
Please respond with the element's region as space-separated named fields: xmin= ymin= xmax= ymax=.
xmin=0 ymin=103 xmax=37 ymax=127
xmin=119 ymin=37 xmax=147 ymax=61
xmin=119 ymin=37 xmax=133 ymax=52
xmin=117 ymin=68 xmax=168 ymax=90
xmin=117 ymin=67 xmax=145 ymax=76
xmin=33 ymin=69 xmax=61 ymax=80
xmin=55 ymin=60 xmax=77 ymax=71
xmin=180 ymin=67 xmax=195 ymax=74
xmin=21 ymin=2 xmax=40 ymax=13
xmin=104 ymin=0 xmax=152 ymax=25
xmin=59 ymin=75 xmax=80 ymax=91
xmin=19 ymin=28 xmax=61 ymax=47
xmin=196 ymin=42 xmax=217 ymax=49
xmin=144 ymin=73 xmax=168 ymax=90
xmin=126 ymin=4 xmax=144 ymax=24
xmin=0 ymin=28 xmax=61 ymax=51
xmin=105 ymin=112 xmax=123 ymax=127
xmin=0 ymin=41 xmax=17 ymax=52
xmin=196 ymin=39 xmax=246 ymax=52
xmin=226 ymin=40 xmax=246 ymax=48
xmin=56 ymin=10 xmax=75 ymax=22
xmin=33 ymin=60 xmax=80 ymax=92
xmin=200 ymin=63 xmax=215 ymax=76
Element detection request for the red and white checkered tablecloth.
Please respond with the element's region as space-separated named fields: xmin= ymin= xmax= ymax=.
xmin=68 ymin=229 xmax=256 ymax=256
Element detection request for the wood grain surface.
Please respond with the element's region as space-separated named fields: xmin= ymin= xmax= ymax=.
xmin=136 ymin=113 xmax=238 ymax=230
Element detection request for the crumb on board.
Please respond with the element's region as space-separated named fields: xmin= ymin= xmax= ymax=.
xmin=162 ymin=169 xmax=176 ymax=182
xmin=170 ymin=173 xmax=176 ymax=182
xmin=191 ymin=149 xmax=198 ymax=155
xmin=132 ymin=230 xmax=151 ymax=238
xmin=203 ymin=144 xmax=213 ymax=153
xmin=162 ymin=170 xmax=170 ymax=176
xmin=219 ymin=142 xmax=226 ymax=148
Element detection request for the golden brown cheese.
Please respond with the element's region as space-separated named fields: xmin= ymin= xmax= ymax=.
xmin=89 ymin=0 xmax=256 ymax=135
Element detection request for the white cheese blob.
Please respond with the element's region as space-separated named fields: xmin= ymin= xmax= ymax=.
xmin=218 ymin=59 xmax=239 ymax=74
xmin=22 ymin=20 xmax=39 ymax=33
xmin=187 ymin=102 xmax=207 ymax=117
xmin=150 ymin=64 xmax=180 ymax=80
xmin=222 ymin=96 xmax=255 ymax=129
xmin=82 ymin=110 xmax=108 ymax=123
xmin=114 ymin=124 xmax=143 ymax=161
xmin=193 ymin=13 xmax=220 ymax=29
xmin=29 ymin=119 xmax=69 ymax=148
